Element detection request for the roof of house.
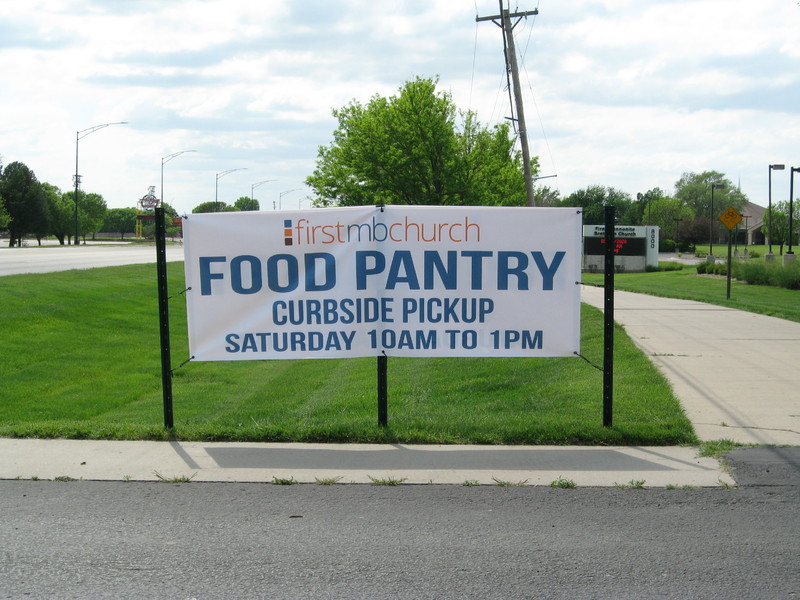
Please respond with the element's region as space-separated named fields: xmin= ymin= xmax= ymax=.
xmin=741 ymin=202 xmax=765 ymax=226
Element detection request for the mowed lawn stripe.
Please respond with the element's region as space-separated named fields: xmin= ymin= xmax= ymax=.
xmin=0 ymin=263 xmax=695 ymax=445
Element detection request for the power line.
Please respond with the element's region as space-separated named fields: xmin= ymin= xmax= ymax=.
xmin=515 ymin=5 xmax=558 ymax=188
xmin=470 ymin=0 xmax=480 ymax=112
xmin=476 ymin=2 xmax=540 ymax=206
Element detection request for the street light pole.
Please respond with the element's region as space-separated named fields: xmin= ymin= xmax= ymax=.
xmin=279 ymin=188 xmax=300 ymax=210
xmin=251 ymin=179 xmax=276 ymax=202
xmin=215 ymin=168 xmax=247 ymax=211
xmin=74 ymin=121 xmax=127 ymax=245
xmin=768 ymin=164 xmax=785 ymax=257
xmin=789 ymin=167 xmax=799 ymax=257
xmin=742 ymin=214 xmax=750 ymax=250
xmin=161 ymin=150 xmax=196 ymax=213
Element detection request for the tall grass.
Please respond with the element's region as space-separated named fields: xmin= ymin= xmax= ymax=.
xmin=696 ymin=259 xmax=800 ymax=290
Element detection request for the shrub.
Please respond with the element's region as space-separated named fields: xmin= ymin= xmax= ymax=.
xmin=715 ymin=262 xmax=730 ymax=276
xmin=661 ymin=262 xmax=684 ymax=271
xmin=737 ymin=262 xmax=770 ymax=286
xmin=696 ymin=261 xmax=729 ymax=276
xmin=708 ymin=259 xmax=800 ymax=290
xmin=660 ymin=238 xmax=676 ymax=252
xmin=649 ymin=262 xmax=684 ymax=272
xmin=773 ymin=261 xmax=800 ymax=289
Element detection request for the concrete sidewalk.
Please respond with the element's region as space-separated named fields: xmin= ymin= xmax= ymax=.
xmin=0 ymin=438 xmax=732 ymax=487
xmin=581 ymin=285 xmax=800 ymax=446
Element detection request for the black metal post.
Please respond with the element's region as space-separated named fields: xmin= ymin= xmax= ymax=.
xmin=377 ymin=354 xmax=388 ymax=427
xmin=603 ymin=205 xmax=615 ymax=428
xmin=789 ymin=167 xmax=798 ymax=255
xmin=768 ymin=165 xmax=776 ymax=254
xmin=155 ymin=207 xmax=174 ymax=429
xmin=726 ymin=228 xmax=733 ymax=300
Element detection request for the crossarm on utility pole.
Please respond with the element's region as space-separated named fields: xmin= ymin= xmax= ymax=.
xmin=476 ymin=9 xmax=538 ymax=23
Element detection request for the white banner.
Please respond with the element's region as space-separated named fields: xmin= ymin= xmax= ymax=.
xmin=183 ymin=205 xmax=581 ymax=360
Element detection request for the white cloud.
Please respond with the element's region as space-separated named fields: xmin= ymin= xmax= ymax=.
xmin=1 ymin=0 xmax=798 ymax=216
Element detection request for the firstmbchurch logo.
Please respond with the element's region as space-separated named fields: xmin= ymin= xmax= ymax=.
xmin=283 ymin=219 xmax=294 ymax=246
xmin=281 ymin=216 xmax=481 ymax=247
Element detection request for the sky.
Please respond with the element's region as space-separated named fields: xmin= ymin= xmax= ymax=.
xmin=1 ymin=0 xmax=798 ymax=216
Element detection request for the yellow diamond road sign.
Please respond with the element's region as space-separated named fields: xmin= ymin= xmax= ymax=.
xmin=720 ymin=207 xmax=743 ymax=231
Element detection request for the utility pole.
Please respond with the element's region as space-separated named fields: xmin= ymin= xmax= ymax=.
xmin=477 ymin=2 xmax=539 ymax=206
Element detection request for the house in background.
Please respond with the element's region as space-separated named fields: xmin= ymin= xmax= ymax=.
xmin=739 ymin=202 xmax=765 ymax=245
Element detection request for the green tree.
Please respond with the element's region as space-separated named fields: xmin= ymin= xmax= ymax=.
xmin=636 ymin=188 xmax=669 ymax=225
xmin=674 ymin=171 xmax=748 ymax=218
xmin=44 ymin=186 xmax=74 ymax=245
xmin=306 ymin=76 xmax=531 ymax=207
xmin=762 ymin=201 xmax=800 ymax=254
xmin=456 ymin=112 xmax=531 ymax=206
xmin=36 ymin=183 xmax=64 ymax=245
xmin=103 ymin=207 xmax=138 ymax=240
xmin=532 ymin=185 xmax=560 ymax=207
xmin=192 ymin=201 xmax=237 ymax=213
xmin=0 ymin=162 xmax=9 ymax=229
xmin=60 ymin=190 xmax=82 ymax=244
xmin=0 ymin=161 xmax=48 ymax=247
xmin=674 ymin=171 xmax=748 ymax=246
xmin=645 ymin=193 xmax=694 ymax=248
xmin=234 ymin=196 xmax=259 ymax=211
xmin=80 ymin=192 xmax=107 ymax=242
xmin=562 ymin=185 xmax=633 ymax=225
xmin=681 ymin=216 xmax=711 ymax=249
xmin=0 ymin=196 xmax=8 ymax=229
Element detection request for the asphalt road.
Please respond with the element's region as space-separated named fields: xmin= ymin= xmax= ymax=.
xmin=0 ymin=243 xmax=184 ymax=276
xmin=1 ymin=454 xmax=798 ymax=600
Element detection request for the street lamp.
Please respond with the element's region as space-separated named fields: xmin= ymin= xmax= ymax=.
xmin=279 ymin=188 xmax=300 ymax=210
xmin=215 ymin=168 xmax=247 ymax=211
xmin=709 ymin=182 xmax=725 ymax=257
xmin=789 ymin=167 xmax=800 ymax=256
xmin=161 ymin=151 xmax=196 ymax=213
xmin=768 ymin=164 xmax=785 ymax=256
xmin=251 ymin=179 xmax=276 ymax=202
xmin=674 ymin=217 xmax=683 ymax=247
xmin=74 ymin=121 xmax=127 ymax=245
xmin=739 ymin=214 xmax=751 ymax=250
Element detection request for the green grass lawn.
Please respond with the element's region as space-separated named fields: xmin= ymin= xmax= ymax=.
xmin=0 ymin=263 xmax=695 ymax=445
xmin=692 ymin=243 xmax=790 ymax=258
xmin=583 ymin=263 xmax=800 ymax=323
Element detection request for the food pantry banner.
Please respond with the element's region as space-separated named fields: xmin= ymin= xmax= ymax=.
xmin=183 ymin=205 xmax=581 ymax=361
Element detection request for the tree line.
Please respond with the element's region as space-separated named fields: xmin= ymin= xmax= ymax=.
xmin=0 ymin=161 xmax=110 ymax=246
xmin=0 ymin=159 xmax=263 ymax=246
xmin=3 ymin=76 xmax=797 ymax=249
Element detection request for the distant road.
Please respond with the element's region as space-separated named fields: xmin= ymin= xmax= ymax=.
xmin=0 ymin=246 xmax=696 ymax=277
xmin=0 ymin=243 xmax=184 ymax=276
